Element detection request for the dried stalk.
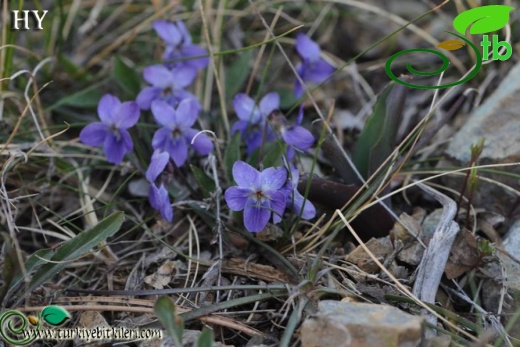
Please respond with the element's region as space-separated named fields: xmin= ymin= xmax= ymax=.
xmin=413 ymin=182 xmax=460 ymax=336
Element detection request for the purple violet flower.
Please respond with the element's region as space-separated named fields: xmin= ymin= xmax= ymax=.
xmin=80 ymin=94 xmax=140 ymax=164
xmin=284 ymin=167 xmax=316 ymax=220
xmin=146 ymin=149 xmax=170 ymax=183
xmin=231 ymin=93 xmax=279 ymax=155
xmin=136 ymin=64 xmax=200 ymax=111
xmin=270 ymin=106 xmax=314 ymax=160
xmin=225 ymin=161 xmax=288 ymax=232
xmin=294 ymin=34 xmax=335 ymax=97
xmin=153 ymin=20 xmax=209 ymax=70
xmin=151 ymin=99 xmax=213 ymax=167
xmin=146 ymin=150 xmax=174 ymax=222
xmin=149 ymin=183 xmax=173 ymax=222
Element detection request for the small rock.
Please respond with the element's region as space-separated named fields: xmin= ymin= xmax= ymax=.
xmin=301 ymin=301 xmax=424 ymax=347
xmin=421 ymin=209 xmax=444 ymax=244
xmin=389 ymin=262 xmax=409 ymax=279
xmin=345 ymin=237 xmax=393 ymax=273
xmin=423 ymin=335 xmax=452 ymax=347
xmin=391 ymin=212 xmax=425 ymax=266
xmin=445 ymin=229 xmax=479 ymax=279
xmin=74 ymin=311 xmax=111 ymax=345
xmin=356 ymin=284 xmax=386 ymax=302
xmin=391 ymin=213 xmax=422 ymax=244
xmin=128 ymin=178 xmax=150 ymax=197
xmin=397 ymin=241 xmax=424 ymax=266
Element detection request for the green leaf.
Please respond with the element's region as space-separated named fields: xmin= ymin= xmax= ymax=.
xmin=224 ymin=132 xmax=242 ymax=182
xmin=274 ymin=87 xmax=299 ymax=109
xmin=0 ymin=233 xmax=17 ymax=304
xmin=182 ymin=0 xmax=196 ymax=10
xmin=453 ymin=5 xmax=514 ymax=35
xmin=57 ymin=55 xmax=89 ymax=82
xmin=113 ymin=56 xmax=141 ymax=98
xmin=262 ymin=141 xmax=285 ymax=168
xmin=42 ymin=306 xmax=71 ymax=326
xmin=194 ymin=327 xmax=214 ymax=347
xmin=352 ymin=82 xmax=407 ymax=179
xmin=154 ymin=296 xmax=184 ymax=346
xmin=46 ymin=84 xmax=103 ymax=110
xmin=190 ymin=165 xmax=216 ymax=198
xmin=5 ymin=248 xmax=54 ymax=304
xmin=246 ymin=141 xmax=285 ymax=169
xmin=181 ymin=292 xmax=277 ymax=321
xmin=14 ymin=212 xmax=124 ymax=307
xmin=0 ymin=1 xmax=20 ymax=89
xmin=225 ymin=50 xmax=253 ymax=100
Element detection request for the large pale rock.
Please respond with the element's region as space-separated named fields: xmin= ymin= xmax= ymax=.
xmin=446 ymin=62 xmax=520 ymax=162
xmin=301 ymin=301 xmax=424 ymax=347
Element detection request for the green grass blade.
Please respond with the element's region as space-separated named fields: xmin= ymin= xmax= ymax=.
xmin=224 ymin=132 xmax=241 ymax=183
xmin=3 ymin=248 xmax=54 ymax=305
xmin=225 ymin=50 xmax=253 ymax=100
xmin=46 ymin=83 xmax=104 ymax=110
xmin=181 ymin=292 xmax=280 ymax=321
xmin=352 ymin=81 xmax=407 ymax=180
xmin=190 ymin=165 xmax=216 ymax=198
xmin=13 ymin=212 xmax=124 ymax=307
xmin=194 ymin=327 xmax=214 ymax=347
xmin=113 ymin=56 xmax=141 ymax=98
xmin=154 ymin=296 xmax=184 ymax=346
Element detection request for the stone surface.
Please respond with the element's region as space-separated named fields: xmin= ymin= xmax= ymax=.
xmin=392 ymin=212 xmax=425 ymax=266
xmin=397 ymin=241 xmax=424 ymax=266
xmin=446 ymin=62 xmax=520 ymax=162
xmin=501 ymin=220 xmax=520 ymax=292
xmin=423 ymin=335 xmax=452 ymax=347
xmin=345 ymin=236 xmax=393 ymax=273
xmin=391 ymin=212 xmax=423 ymax=244
xmin=74 ymin=310 xmax=110 ymax=345
xmin=481 ymin=220 xmax=520 ymax=342
xmin=301 ymin=301 xmax=424 ymax=347
xmin=420 ymin=209 xmax=444 ymax=244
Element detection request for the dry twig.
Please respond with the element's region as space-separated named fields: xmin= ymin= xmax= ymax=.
xmin=413 ymin=182 xmax=460 ymax=336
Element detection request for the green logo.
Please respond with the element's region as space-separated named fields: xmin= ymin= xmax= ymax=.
xmin=0 ymin=306 xmax=70 ymax=345
xmin=385 ymin=5 xmax=515 ymax=89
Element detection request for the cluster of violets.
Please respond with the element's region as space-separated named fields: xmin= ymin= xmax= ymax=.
xmin=80 ymin=20 xmax=333 ymax=232
xmin=81 ymin=20 xmax=211 ymax=222
xmin=226 ymin=33 xmax=334 ymax=232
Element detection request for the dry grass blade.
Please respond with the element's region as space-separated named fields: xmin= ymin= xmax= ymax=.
xmin=337 ymin=209 xmax=478 ymax=342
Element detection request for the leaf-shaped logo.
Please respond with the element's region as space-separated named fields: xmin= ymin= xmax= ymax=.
xmin=453 ymin=5 xmax=514 ymax=35
xmin=27 ymin=315 xmax=39 ymax=326
xmin=437 ymin=39 xmax=466 ymax=51
xmin=41 ymin=306 xmax=70 ymax=326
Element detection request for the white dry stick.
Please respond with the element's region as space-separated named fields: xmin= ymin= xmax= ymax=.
xmin=413 ymin=182 xmax=460 ymax=336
